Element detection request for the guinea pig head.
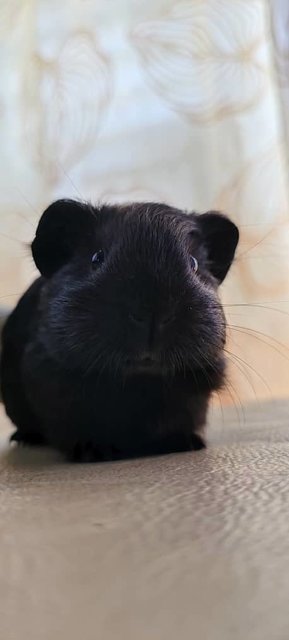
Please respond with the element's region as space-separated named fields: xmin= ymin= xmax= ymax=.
xmin=32 ymin=199 xmax=239 ymax=377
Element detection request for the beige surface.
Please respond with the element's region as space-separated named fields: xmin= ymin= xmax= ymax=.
xmin=1 ymin=399 xmax=289 ymax=640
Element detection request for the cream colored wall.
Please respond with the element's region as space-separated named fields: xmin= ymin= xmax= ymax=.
xmin=1 ymin=0 xmax=289 ymax=404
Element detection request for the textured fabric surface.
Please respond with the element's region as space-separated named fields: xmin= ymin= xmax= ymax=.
xmin=0 ymin=399 xmax=289 ymax=640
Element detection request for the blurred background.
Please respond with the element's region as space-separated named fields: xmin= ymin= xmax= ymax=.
xmin=1 ymin=0 xmax=289 ymax=406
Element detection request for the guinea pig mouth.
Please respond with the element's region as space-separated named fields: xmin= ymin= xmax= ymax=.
xmin=125 ymin=354 xmax=160 ymax=374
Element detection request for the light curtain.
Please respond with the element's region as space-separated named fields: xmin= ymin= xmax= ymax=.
xmin=0 ymin=0 xmax=289 ymax=403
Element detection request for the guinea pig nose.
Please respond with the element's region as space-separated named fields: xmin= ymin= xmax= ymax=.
xmin=159 ymin=312 xmax=175 ymax=328
xmin=128 ymin=311 xmax=146 ymax=326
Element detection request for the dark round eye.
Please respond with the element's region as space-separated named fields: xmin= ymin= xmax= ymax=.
xmin=190 ymin=256 xmax=198 ymax=273
xmin=91 ymin=249 xmax=104 ymax=267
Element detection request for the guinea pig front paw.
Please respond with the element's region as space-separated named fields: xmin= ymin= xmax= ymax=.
xmin=190 ymin=433 xmax=206 ymax=451
xmin=10 ymin=429 xmax=47 ymax=447
xmin=66 ymin=441 xmax=120 ymax=463
xmin=151 ymin=431 xmax=206 ymax=455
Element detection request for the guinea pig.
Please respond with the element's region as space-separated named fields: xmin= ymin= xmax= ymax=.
xmin=0 ymin=199 xmax=239 ymax=462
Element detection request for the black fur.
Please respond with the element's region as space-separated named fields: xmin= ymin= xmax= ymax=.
xmin=0 ymin=200 xmax=239 ymax=462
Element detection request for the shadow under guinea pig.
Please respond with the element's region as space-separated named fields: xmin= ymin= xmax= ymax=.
xmin=0 ymin=439 xmax=62 ymax=469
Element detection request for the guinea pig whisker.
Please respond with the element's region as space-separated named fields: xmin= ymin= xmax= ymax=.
xmin=173 ymin=349 xmax=186 ymax=377
xmin=227 ymin=325 xmax=289 ymax=363
xmin=224 ymin=351 xmax=258 ymax=403
xmin=213 ymin=389 xmax=225 ymax=426
xmin=222 ymin=380 xmax=245 ymax=426
xmin=0 ymin=231 xmax=25 ymax=245
xmin=56 ymin=162 xmax=84 ymax=201
xmin=83 ymin=346 xmax=111 ymax=378
xmin=83 ymin=342 xmax=127 ymax=382
xmin=223 ymin=303 xmax=289 ymax=319
xmin=193 ymin=346 xmax=246 ymax=424
xmin=112 ymin=353 xmax=124 ymax=381
xmin=223 ymin=348 xmax=272 ymax=398
xmin=185 ymin=348 xmax=209 ymax=392
xmin=0 ymin=293 xmax=22 ymax=299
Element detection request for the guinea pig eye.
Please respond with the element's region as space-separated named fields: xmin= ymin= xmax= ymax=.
xmin=91 ymin=249 xmax=104 ymax=268
xmin=190 ymin=256 xmax=198 ymax=273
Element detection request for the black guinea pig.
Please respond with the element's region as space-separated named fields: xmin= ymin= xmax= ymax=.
xmin=0 ymin=199 xmax=239 ymax=462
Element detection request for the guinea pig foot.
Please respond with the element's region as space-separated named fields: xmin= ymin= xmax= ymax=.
xmin=69 ymin=442 xmax=99 ymax=463
xmin=149 ymin=432 xmax=206 ymax=456
xmin=190 ymin=433 xmax=206 ymax=451
xmin=10 ymin=430 xmax=47 ymax=447
xmin=68 ymin=442 xmax=117 ymax=463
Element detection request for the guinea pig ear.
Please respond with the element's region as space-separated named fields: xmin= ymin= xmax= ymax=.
xmin=31 ymin=199 xmax=96 ymax=277
xmin=197 ymin=211 xmax=239 ymax=283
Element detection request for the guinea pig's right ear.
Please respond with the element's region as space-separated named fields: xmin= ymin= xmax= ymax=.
xmin=32 ymin=199 xmax=96 ymax=277
xmin=197 ymin=211 xmax=239 ymax=283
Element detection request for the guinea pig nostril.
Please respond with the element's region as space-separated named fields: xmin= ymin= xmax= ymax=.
xmin=160 ymin=313 xmax=175 ymax=327
xmin=129 ymin=312 xmax=145 ymax=326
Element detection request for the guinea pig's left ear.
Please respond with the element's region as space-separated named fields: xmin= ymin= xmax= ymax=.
xmin=197 ymin=211 xmax=239 ymax=283
xmin=32 ymin=199 xmax=96 ymax=277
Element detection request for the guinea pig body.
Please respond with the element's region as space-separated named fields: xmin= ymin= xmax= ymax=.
xmin=0 ymin=200 xmax=239 ymax=461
